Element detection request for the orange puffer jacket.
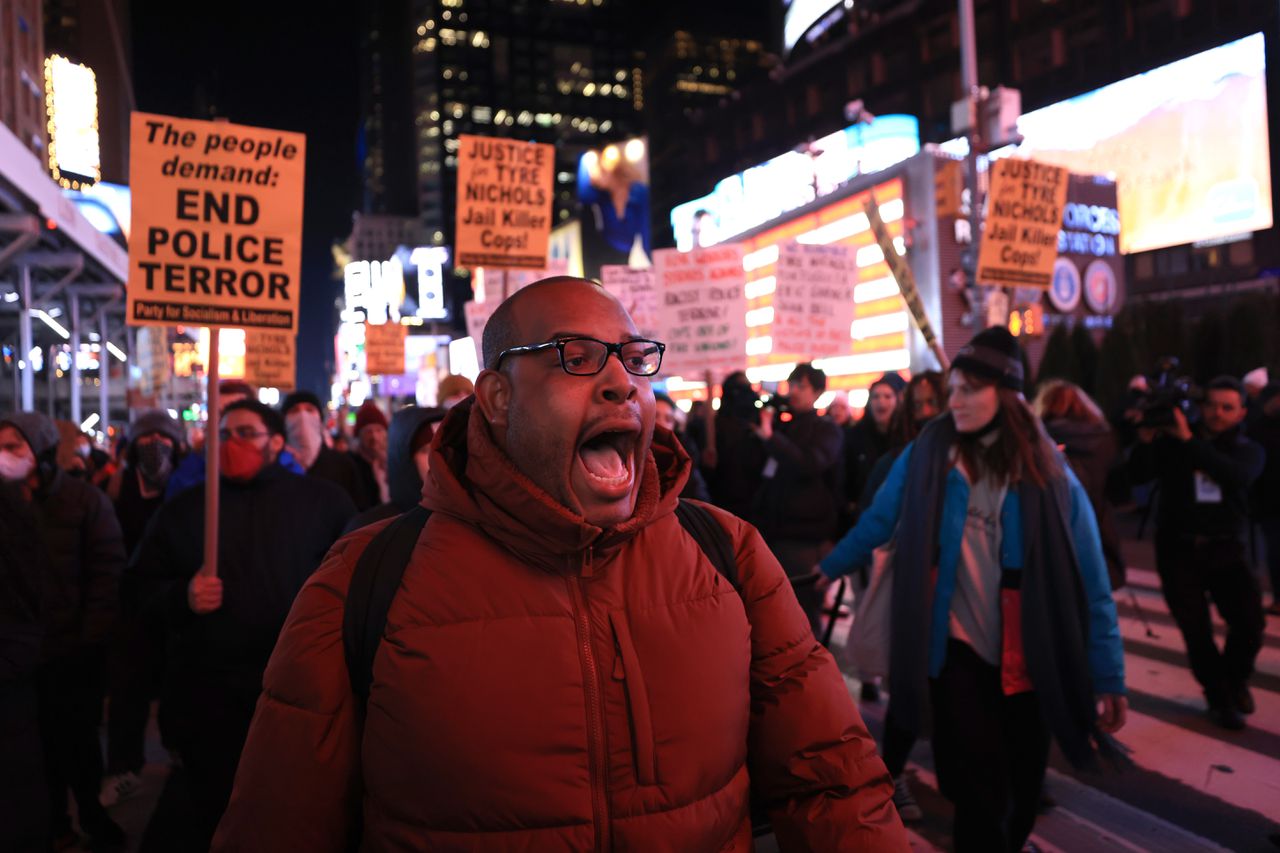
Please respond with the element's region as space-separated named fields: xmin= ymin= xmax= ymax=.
xmin=213 ymin=402 xmax=905 ymax=852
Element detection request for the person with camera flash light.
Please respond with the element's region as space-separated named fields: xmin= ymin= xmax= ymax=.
xmin=1129 ymin=376 xmax=1266 ymax=730
xmin=749 ymin=363 xmax=844 ymax=635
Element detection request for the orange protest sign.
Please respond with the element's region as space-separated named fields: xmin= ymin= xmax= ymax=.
xmin=126 ymin=112 xmax=306 ymax=330
xmin=243 ymin=329 xmax=296 ymax=390
xmin=455 ymin=135 xmax=554 ymax=269
xmin=976 ymin=158 xmax=1069 ymax=290
xmin=365 ymin=322 xmax=407 ymax=376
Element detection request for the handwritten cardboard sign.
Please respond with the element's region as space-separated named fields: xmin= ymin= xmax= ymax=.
xmin=600 ymin=265 xmax=659 ymax=339
xmin=653 ymin=245 xmax=746 ymax=376
xmin=771 ymin=243 xmax=855 ymax=358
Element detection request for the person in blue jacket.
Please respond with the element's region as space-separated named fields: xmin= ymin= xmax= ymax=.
xmin=817 ymin=326 xmax=1127 ymax=853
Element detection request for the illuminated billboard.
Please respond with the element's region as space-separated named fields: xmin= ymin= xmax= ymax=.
xmin=44 ymin=55 xmax=101 ymax=189
xmin=1015 ymin=33 xmax=1271 ymax=254
xmin=670 ymin=115 xmax=919 ymax=252
xmin=665 ymin=178 xmax=911 ymax=410
xmin=577 ymin=137 xmax=650 ymax=277
xmin=783 ymin=0 xmax=844 ymax=55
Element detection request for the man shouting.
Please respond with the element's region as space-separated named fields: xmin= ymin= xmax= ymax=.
xmin=214 ymin=278 xmax=905 ymax=851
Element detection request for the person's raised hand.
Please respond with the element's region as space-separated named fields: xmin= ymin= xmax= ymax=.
xmin=1168 ymin=407 xmax=1193 ymax=442
xmin=754 ymin=406 xmax=775 ymax=441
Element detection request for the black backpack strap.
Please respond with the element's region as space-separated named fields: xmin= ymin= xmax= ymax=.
xmin=675 ymin=499 xmax=738 ymax=590
xmin=343 ymin=505 xmax=432 ymax=705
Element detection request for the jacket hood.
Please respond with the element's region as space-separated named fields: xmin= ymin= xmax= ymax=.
xmin=387 ymin=406 xmax=444 ymax=509
xmin=0 ymin=411 xmax=59 ymax=458
xmin=422 ymin=398 xmax=690 ymax=572
xmin=129 ymin=409 xmax=185 ymax=449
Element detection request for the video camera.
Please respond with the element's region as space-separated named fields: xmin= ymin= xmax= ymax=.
xmin=720 ymin=379 xmax=789 ymax=424
xmin=1135 ymin=357 xmax=1201 ymax=429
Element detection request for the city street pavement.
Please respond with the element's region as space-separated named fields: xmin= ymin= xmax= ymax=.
xmin=80 ymin=512 xmax=1280 ymax=852
xmin=822 ymin=511 xmax=1280 ymax=853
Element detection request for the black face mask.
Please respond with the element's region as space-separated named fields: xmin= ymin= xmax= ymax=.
xmin=135 ymin=441 xmax=174 ymax=488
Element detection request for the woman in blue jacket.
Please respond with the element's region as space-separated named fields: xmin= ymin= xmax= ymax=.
xmin=818 ymin=327 xmax=1127 ymax=852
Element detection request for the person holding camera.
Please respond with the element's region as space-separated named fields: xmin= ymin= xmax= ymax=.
xmin=750 ymin=363 xmax=844 ymax=634
xmin=1129 ymin=376 xmax=1266 ymax=730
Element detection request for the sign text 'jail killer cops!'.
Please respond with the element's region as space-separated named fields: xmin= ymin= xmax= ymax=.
xmin=455 ymin=135 xmax=554 ymax=269
xmin=126 ymin=112 xmax=306 ymax=330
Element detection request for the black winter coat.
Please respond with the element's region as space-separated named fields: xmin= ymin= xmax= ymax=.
xmin=130 ymin=465 xmax=356 ymax=718
xmin=844 ymin=415 xmax=892 ymax=510
xmin=0 ymin=484 xmax=49 ymax=853
xmin=708 ymin=414 xmax=767 ymax=519
xmin=305 ymin=445 xmax=369 ymax=510
xmin=31 ymin=467 xmax=125 ymax=661
xmin=1045 ymin=417 xmax=1126 ymax=589
xmin=1247 ymin=400 xmax=1280 ymax=519
xmin=752 ymin=409 xmax=844 ymax=543
xmin=1129 ymin=426 xmax=1265 ymax=541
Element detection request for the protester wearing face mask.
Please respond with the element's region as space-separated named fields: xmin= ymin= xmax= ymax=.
xmin=130 ymin=400 xmax=356 ymax=850
xmin=346 ymin=405 xmax=446 ymax=531
xmin=100 ymin=410 xmax=186 ymax=809
xmin=280 ymin=390 xmax=368 ymax=509
xmin=0 ymin=410 xmax=128 ymax=849
xmin=165 ymin=380 xmax=305 ymax=499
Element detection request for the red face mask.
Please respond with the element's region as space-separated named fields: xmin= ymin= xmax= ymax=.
xmin=219 ymin=437 xmax=267 ymax=481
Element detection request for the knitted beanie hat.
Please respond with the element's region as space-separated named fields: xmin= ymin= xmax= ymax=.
xmin=951 ymin=326 xmax=1025 ymax=391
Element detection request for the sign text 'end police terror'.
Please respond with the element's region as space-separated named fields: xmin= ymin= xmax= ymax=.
xmin=137 ymin=190 xmax=291 ymax=301
xmin=127 ymin=112 xmax=306 ymax=332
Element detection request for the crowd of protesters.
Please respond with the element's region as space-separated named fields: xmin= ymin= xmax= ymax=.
xmin=0 ymin=280 xmax=1277 ymax=851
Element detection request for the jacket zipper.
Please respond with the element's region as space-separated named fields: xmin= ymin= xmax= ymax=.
xmin=610 ymin=612 xmax=657 ymax=785
xmin=568 ymin=550 xmax=610 ymax=850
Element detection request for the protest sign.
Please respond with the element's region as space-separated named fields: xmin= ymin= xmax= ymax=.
xmin=653 ymin=245 xmax=746 ymax=376
xmin=127 ymin=112 xmax=305 ymax=330
xmin=463 ymin=299 xmax=499 ymax=368
xmin=485 ymin=256 xmax=569 ymax=299
xmin=455 ymin=135 xmax=554 ymax=269
xmin=600 ymin=265 xmax=659 ymax=339
xmin=976 ymin=158 xmax=1069 ymax=289
xmin=135 ymin=326 xmax=171 ymax=394
xmin=771 ymin=243 xmax=855 ymax=358
xmin=243 ymin=329 xmax=295 ymax=389
xmin=365 ymin=322 xmax=407 ymax=376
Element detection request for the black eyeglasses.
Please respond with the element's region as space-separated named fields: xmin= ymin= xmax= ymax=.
xmin=495 ymin=336 xmax=666 ymax=377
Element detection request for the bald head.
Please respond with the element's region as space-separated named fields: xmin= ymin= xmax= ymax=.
xmin=481 ymin=277 xmax=622 ymax=370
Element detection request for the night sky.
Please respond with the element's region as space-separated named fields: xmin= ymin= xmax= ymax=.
xmin=131 ymin=0 xmax=363 ymax=395
xmin=127 ymin=0 xmax=770 ymax=395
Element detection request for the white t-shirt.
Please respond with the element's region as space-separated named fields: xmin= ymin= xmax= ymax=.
xmin=949 ymin=462 xmax=1008 ymax=666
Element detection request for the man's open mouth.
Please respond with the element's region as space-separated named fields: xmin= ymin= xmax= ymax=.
xmin=576 ymin=425 xmax=639 ymax=489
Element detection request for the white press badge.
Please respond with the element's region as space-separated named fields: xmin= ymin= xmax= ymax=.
xmin=762 ymin=457 xmax=779 ymax=480
xmin=1194 ymin=470 xmax=1223 ymax=504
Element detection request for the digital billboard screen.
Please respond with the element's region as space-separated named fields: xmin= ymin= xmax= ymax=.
xmin=1016 ymin=33 xmax=1271 ymax=254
